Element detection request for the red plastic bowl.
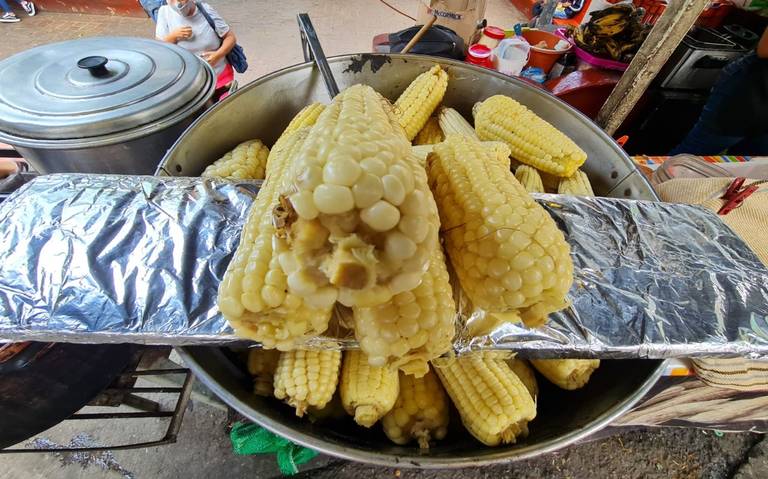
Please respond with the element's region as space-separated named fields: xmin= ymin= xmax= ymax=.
xmin=521 ymin=29 xmax=571 ymax=74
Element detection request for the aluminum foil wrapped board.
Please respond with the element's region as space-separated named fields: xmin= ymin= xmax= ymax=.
xmin=0 ymin=174 xmax=251 ymax=344
xmin=460 ymin=194 xmax=768 ymax=359
xmin=0 ymin=174 xmax=767 ymax=358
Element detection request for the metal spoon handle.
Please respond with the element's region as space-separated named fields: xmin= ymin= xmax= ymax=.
xmin=297 ymin=13 xmax=340 ymax=99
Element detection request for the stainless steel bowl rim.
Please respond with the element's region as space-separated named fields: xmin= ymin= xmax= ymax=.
xmin=158 ymin=53 xmax=657 ymax=201
xmin=179 ymin=347 xmax=664 ymax=467
xmin=167 ymin=53 xmax=664 ymax=466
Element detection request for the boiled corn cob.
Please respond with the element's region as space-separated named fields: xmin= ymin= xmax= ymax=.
xmin=410 ymin=141 xmax=510 ymax=169
xmin=340 ymin=350 xmax=400 ymax=427
xmin=515 ymin=165 xmax=545 ymax=194
xmin=395 ymin=65 xmax=449 ymax=141
xmin=352 ymin=244 xmax=455 ymax=377
xmin=557 ymin=169 xmax=595 ymax=196
xmin=382 ymin=368 xmax=449 ymax=448
xmin=274 ymin=85 xmax=440 ymax=309
xmin=438 ymin=107 xmax=479 ymax=140
xmin=434 ymin=353 xmax=536 ymax=446
xmin=219 ymin=128 xmax=334 ymax=350
xmin=413 ymin=116 xmax=444 ymax=145
xmin=281 ymin=102 xmax=326 ymax=138
xmin=307 ymin=392 xmax=347 ymax=423
xmin=531 ymin=359 xmax=600 ymax=390
xmin=273 ymin=349 xmax=342 ymax=416
xmin=474 ymin=95 xmax=587 ymax=177
xmin=201 ymin=139 xmax=270 ymax=180
xmin=427 ymin=135 xmax=574 ymax=316
xmin=247 ymin=348 xmax=281 ymax=397
xmin=507 ymin=358 xmax=538 ymax=399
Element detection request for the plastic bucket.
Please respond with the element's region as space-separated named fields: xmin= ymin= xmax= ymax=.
xmin=522 ymin=29 xmax=570 ymax=74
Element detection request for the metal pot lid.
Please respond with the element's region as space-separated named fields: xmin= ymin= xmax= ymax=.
xmin=0 ymin=37 xmax=213 ymax=140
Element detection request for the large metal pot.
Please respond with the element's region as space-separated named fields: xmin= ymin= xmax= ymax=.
xmin=0 ymin=37 xmax=215 ymax=175
xmin=159 ymin=54 xmax=663 ymax=466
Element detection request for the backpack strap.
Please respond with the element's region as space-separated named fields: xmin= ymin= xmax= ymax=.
xmin=195 ymin=2 xmax=223 ymax=41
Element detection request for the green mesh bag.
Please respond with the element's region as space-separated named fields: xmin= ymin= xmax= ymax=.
xmin=230 ymin=422 xmax=319 ymax=475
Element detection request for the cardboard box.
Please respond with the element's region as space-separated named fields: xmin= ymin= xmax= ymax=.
xmin=416 ymin=0 xmax=488 ymax=44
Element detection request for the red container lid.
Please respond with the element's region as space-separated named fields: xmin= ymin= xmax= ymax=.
xmin=467 ymin=44 xmax=492 ymax=59
xmin=483 ymin=26 xmax=506 ymax=40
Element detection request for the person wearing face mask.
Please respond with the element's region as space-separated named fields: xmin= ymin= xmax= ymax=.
xmin=155 ymin=0 xmax=237 ymax=96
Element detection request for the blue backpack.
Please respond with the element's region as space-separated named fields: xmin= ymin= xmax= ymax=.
xmin=196 ymin=2 xmax=248 ymax=74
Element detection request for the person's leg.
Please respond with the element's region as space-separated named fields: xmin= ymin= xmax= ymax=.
xmin=669 ymin=121 xmax=744 ymax=156
xmin=0 ymin=0 xmax=20 ymax=22
xmin=727 ymin=134 xmax=768 ymax=156
xmin=0 ymin=0 xmax=14 ymax=13
xmin=670 ymin=54 xmax=753 ymax=155
xmin=12 ymin=0 xmax=34 ymax=16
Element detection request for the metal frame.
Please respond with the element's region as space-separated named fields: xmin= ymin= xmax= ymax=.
xmin=0 ymin=368 xmax=194 ymax=453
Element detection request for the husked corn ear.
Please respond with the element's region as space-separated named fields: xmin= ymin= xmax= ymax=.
xmin=427 ymin=135 xmax=574 ymax=316
xmin=202 ymin=139 xmax=270 ymax=180
xmin=273 ymin=349 xmax=342 ymax=416
xmin=531 ymin=359 xmax=600 ymax=390
xmin=247 ymin=348 xmax=281 ymax=397
xmin=382 ymin=368 xmax=449 ymax=448
xmin=218 ymin=128 xmax=334 ymax=350
xmin=557 ymin=169 xmax=595 ymax=196
xmin=413 ymin=116 xmax=444 ymax=145
xmin=281 ymin=103 xmax=326 ymax=138
xmin=487 ymin=141 xmax=513 ymax=171
xmin=515 ymin=165 xmax=545 ymax=194
xmin=307 ymin=392 xmax=347 ymax=423
xmin=474 ymin=95 xmax=587 ymax=177
xmin=507 ymin=358 xmax=538 ymax=399
xmin=352 ymin=244 xmax=455 ymax=377
xmin=274 ymin=85 xmax=440 ymax=309
xmin=340 ymin=350 xmax=400 ymax=427
xmin=395 ymin=65 xmax=449 ymax=141
xmin=438 ymin=107 xmax=479 ymax=140
xmin=410 ymin=141 xmax=510 ymax=168
xmin=434 ymin=353 xmax=536 ymax=446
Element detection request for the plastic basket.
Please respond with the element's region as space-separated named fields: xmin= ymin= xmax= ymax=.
xmin=554 ymin=28 xmax=630 ymax=71
xmin=696 ymin=1 xmax=733 ymax=28
xmin=631 ymin=0 xmax=733 ymax=27
xmin=633 ymin=0 xmax=667 ymax=25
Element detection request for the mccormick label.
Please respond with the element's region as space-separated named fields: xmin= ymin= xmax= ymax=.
xmin=427 ymin=8 xmax=463 ymax=20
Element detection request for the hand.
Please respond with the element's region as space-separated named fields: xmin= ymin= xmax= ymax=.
xmin=172 ymin=26 xmax=193 ymax=42
xmin=200 ymin=51 xmax=221 ymax=66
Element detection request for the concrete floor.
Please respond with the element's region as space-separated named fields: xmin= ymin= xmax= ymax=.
xmin=1 ymin=384 xmax=764 ymax=479
xmin=0 ymin=0 xmax=526 ymax=84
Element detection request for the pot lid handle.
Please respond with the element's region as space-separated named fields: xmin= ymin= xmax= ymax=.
xmin=77 ymin=56 xmax=110 ymax=78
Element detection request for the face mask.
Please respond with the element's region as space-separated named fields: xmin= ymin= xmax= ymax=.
xmin=172 ymin=1 xmax=194 ymax=16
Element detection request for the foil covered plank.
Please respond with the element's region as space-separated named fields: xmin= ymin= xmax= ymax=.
xmin=459 ymin=194 xmax=768 ymax=358
xmin=0 ymin=174 xmax=251 ymax=344
xmin=1 ymin=175 xmax=767 ymax=357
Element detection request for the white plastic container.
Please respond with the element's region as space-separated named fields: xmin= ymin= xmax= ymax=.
xmin=493 ymin=37 xmax=531 ymax=76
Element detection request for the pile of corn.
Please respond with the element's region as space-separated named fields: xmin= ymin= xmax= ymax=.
xmin=207 ymin=65 xmax=602 ymax=448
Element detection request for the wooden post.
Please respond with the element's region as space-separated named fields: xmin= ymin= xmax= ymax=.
xmin=596 ymin=0 xmax=711 ymax=135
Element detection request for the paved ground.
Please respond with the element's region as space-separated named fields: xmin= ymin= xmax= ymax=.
xmin=0 ymin=384 xmax=765 ymax=479
xmin=0 ymin=0 xmax=525 ymax=83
